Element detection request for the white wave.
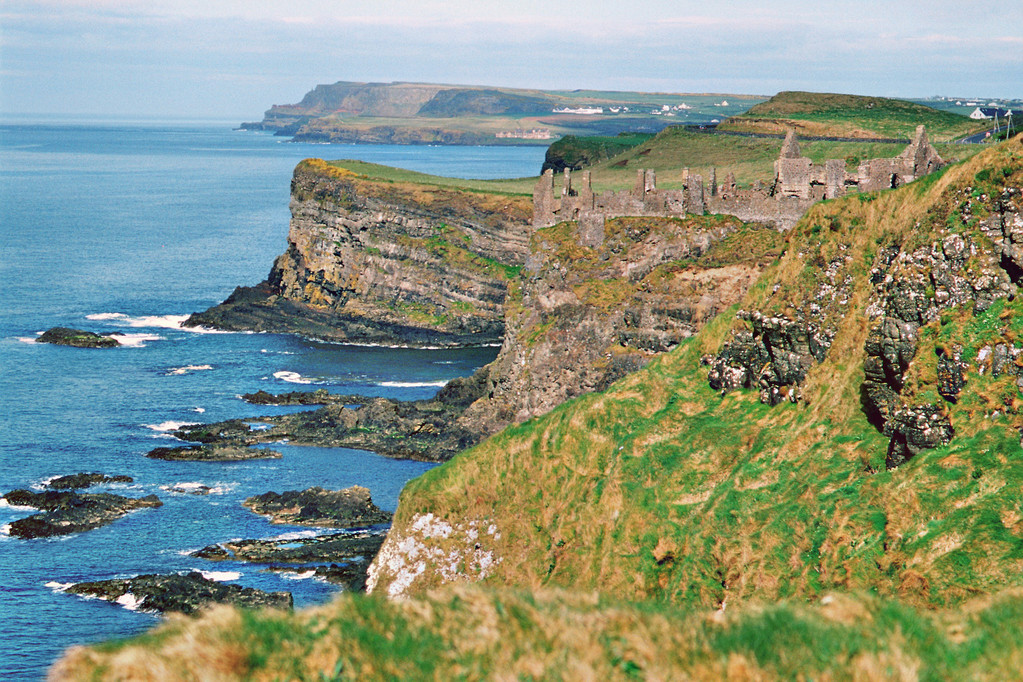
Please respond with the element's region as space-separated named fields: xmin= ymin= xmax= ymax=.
xmin=378 ymin=380 xmax=447 ymax=388
xmin=114 ymin=333 xmax=164 ymax=348
xmin=160 ymin=481 xmax=206 ymax=493
xmin=88 ymin=313 xmax=188 ymax=329
xmin=165 ymin=364 xmax=213 ymax=376
xmin=281 ymin=570 xmax=317 ymax=581
xmin=200 ymin=570 xmax=240 ymax=582
xmin=193 ymin=407 xmax=206 ymax=413
xmin=261 ymin=349 xmax=295 ymax=355
xmin=273 ymin=371 xmax=315 ymax=385
xmin=265 ymin=529 xmax=322 ymax=541
xmin=143 ymin=420 xmax=199 ymax=432
xmin=116 ymin=592 xmax=142 ymax=611
xmin=45 ymin=581 xmax=74 ymax=592
xmin=1 ymin=524 xmax=10 ymax=536
xmin=86 ymin=313 xmax=129 ymax=321
xmin=86 ymin=312 xmax=239 ymax=334
xmin=0 ymin=498 xmax=34 ymax=511
xmin=16 ymin=337 xmax=39 ymax=344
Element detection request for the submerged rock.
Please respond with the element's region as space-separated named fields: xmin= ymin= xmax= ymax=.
xmin=36 ymin=327 xmax=120 ymax=348
xmin=243 ymin=486 xmax=391 ymax=527
xmin=45 ymin=473 xmax=134 ymax=490
xmin=2 ymin=489 xmax=161 ymax=538
xmin=145 ymin=445 xmax=281 ymax=462
xmin=65 ymin=572 xmax=292 ymax=615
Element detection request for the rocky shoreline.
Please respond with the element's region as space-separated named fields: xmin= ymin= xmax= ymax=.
xmin=172 ymin=372 xmax=487 ymax=462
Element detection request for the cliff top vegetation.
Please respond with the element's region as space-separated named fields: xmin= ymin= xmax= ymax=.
xmin=718 ymin=91 xmax=991 ymax=141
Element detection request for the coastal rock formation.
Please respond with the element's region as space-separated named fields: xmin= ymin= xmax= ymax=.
xmin=186 ymin=160 xmax=531 ymax=347
xmin=2 ymin=490 xmax=161 ymax=538
xmin=182 ymin=213 xmax=781 ymax=461
xmin=193 ymin=531 xmax=387 ymax=592
xmin=456 ymin=216 xmax=783 ymax=435
xmin=145 ymin=445 xmax=281 ymax=462
xmin=173 ymin=380 xmax=483 ymax=461
xmin=45 ymin=473 xmax=133 ymax=490
xmin=36 ymin=327 xmax=120 ymax=348
xmin=242 ymin=389 xmax=355 ymax=405
xmin=66 ymin=572 xmax=292 ymax=615
xmin=193 ymin=531 xmax=385 ymax=564
xmin=243 ymin=486 xmax=392 ymax=527
xmin=707 ymin=139 xmax=1023 ymax=467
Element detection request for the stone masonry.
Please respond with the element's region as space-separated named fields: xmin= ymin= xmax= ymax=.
xmin=533 ymin=126 xmax=945 ymax=233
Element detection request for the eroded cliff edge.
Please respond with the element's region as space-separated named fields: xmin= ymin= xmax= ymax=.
xmin=181 ymin=159 xmax=782 ymax=460
xmin=187 ymin=160 xmax=531 ymax=346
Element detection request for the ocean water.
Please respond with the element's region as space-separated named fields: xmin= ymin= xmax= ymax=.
xmin=0 ymin=122 xmax=547 ymax=680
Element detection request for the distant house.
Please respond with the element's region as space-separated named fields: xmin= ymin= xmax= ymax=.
xmin=970 ymin=107 xmax=1014 ymax=120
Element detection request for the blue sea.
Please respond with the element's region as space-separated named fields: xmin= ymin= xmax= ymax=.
xmin=0 ymin=121 xmax=547 ymax=680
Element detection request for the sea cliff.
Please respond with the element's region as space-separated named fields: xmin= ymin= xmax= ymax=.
xmin=187 ymin=160 xmax=531 ymax=346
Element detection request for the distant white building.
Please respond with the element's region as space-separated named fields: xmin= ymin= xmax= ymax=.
xmin=971 ymin=107 xmax=1014 ymax=120
xmin=552 ymin=107 xmax=603 ymax=115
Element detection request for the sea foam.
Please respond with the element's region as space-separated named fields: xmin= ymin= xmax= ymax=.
xmin=378 ymin=380 xmax=447 ymax=388
xmin=165 ymin=364 xmax=213 ymax=376
xmin=273 ymin=371 xmax=315 ymax=385
xmin=143 ymin=421 xmax=199 ymax=432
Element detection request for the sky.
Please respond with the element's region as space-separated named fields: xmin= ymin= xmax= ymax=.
xmin=1 ymin=0 xmax=1021 ymax=120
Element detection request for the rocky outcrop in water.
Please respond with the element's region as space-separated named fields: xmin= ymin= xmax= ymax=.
xmin=186 ymin=161 xmax=531 ymax=347
xmin=66 ymin=573 xmax=292 ymax=615
xmin=2 ymin=490 xmax=161 ymax=538
xmin=45 ymin=473 xmax=133 ymax=490
xmin=192 ymin=531 xmax=387 ymax=592
xmin=36 ymin=327 xmax=120 ymax=348
xmin=145 ymin=445 xmax=281 ymax=462
xmin=174 ymin=375 xmax=485 ymax=462
xmin=243 ymin=486 xmax=391 ymax=527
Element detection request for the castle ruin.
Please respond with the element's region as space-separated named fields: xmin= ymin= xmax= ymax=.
xmin=533 ymin=125 xmax=944 ymax=233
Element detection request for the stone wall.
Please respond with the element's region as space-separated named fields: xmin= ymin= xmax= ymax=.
xmin=533 ymin=125 xmax=945 ymax=234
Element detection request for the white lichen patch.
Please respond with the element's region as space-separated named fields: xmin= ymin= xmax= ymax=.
xmin=366 ymin=513 xmax=502 ymax=599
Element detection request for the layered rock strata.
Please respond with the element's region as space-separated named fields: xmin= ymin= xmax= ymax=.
xmin=187 ymin=160 xmax=531 ymax=347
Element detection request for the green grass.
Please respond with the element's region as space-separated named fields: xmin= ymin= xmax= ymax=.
xmin=322 ymin=159 xmax=538 ymax=195
xmin=719 ymin=91 xmax=989 ymax=142
xmin=378 ymin=136 xmax=1023 ymax=612
xmin=579 ymin=126 xmax=984 ymax=190
xmin=55 ymin=586 xmax=1023 ymax=680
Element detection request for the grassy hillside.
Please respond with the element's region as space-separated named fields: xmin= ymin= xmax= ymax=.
xmin=245 ymin=80 xmax=768 ymax=143
xmin=53 ymin=586 xmax=1023 ymax=681
xmin=718 ymin=91 xmax=989 ymax=142
xmin=377 ymin=136 xmax=1023 ymax=609
xmin=562 ymin=126 xmax=984 ymax=190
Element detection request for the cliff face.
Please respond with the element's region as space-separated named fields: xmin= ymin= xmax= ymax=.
xmin=455 ymin=216 xmax=783 ymax=435
xmin=188 ymin=160 xmax=531 ymax=346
